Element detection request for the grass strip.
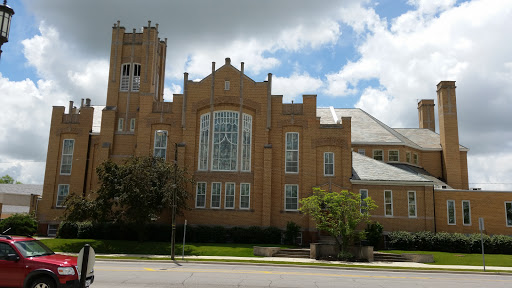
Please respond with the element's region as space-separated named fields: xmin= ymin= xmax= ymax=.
xmin=385 ymin=250 xmax=512 ymax=267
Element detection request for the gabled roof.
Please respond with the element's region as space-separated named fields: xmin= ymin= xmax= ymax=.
xmin=351 ymin=152 xmax=432 ymax=184
xmin=196 ymin=58 xmax=257 ymax=84
xmin=317 ymin=107 xmax=467 ymax=151
xmin=0 ymin=184 xmax=43 ymax=196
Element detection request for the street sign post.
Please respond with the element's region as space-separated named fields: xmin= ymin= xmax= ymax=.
xmin=479 ymin=217 xmax=486 ymax=271
xmin=77 ymin=244 xmax=95 ymax=287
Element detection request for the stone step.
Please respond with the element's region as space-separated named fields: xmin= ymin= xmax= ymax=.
xmin=273 ymin=248 xmax=310 ymax=258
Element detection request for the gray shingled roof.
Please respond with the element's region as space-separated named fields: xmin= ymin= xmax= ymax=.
xmin=0 ymin=184 xmax=43 ymax=196
xmin=317 ymin=107 xmax=467 ymax=151
xmin=352 ymin=152 xmax=432 ymax=183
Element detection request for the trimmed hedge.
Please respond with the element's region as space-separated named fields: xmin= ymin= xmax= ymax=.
xmin=57 ymin=222 xmax=283 ymax=244
xmin=388 ymin=231 xmax=512 ymax=254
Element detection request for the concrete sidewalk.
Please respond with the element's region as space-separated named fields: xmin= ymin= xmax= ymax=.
xmin=91 ymin=253 xmax=512 ymax=272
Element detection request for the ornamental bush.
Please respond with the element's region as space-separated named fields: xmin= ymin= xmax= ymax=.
xmin=0 ymin=213 xmax=37 ymax=236
xmin=388 ymin=231 xmax=512 ymax=254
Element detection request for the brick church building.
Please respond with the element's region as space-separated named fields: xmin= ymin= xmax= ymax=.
xmin=36 ymin=22 xmax=512 ymax=240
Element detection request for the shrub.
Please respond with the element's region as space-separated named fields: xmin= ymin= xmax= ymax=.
xmin=57 ymin=222 xmax=78 ymax=238
xmin=0 ymin=213 xmax=37 ymax=236
xmin=365 ymin=222 xmax=383 ymax=249
xmin=388 ymin=231 xmax=414 ymax=250
xmin=412 ymin=231 xmax=436 ymax=251
xmin=262 ymin=226 xmax=282 ymax=244
xmin=284 ymin=221 xmax=301 ymax=245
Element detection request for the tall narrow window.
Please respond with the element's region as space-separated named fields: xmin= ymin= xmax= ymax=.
xmin=324 ymin=152 xmax=334 ymax=176
xmin=373 ymin=150 xmax=383 ymax=161
xmin=240 ymin=183 xmax=250 ymax=209
xmin=154 ymin=130 xmax=167 ymax=159
xmin=224 ymin=81 xmax=230 ymax=90
xmin=360 ymin=189 xmax=368 ymax=213
xmin=285 ymin=184 xmax=299 ymax=211
xmin=241 ymin=114 xmax=252 ymax=172
xmin=285 ymin=132 xmax=299 ymax=173
xmin=130 ymin=118 xmax=136 ymax=132
xmin=506 ymin=202 xmax=512 ymax=227
xmin=462 ymin=200 xmax=471 ymax=225
xmin=120 ymin=64 xmax=130 ymax=91
xmin=225 ymin=183 xmax=235 ymax=209
xmin=198 ymin=114 xmax=210 ymax=170
xmin=388 ymin=150 xmax=399 ymax=162
xmin=196 ymin=182 xmax=206 ymax=208
xmin=406 ymin=152 xmax=411 ymax=163
xmin=60 ymin=139 xmax=75 ymax=175
xmin=212 ymin=111 xmax=238 ymax=171
xmin=132 ymin=64 xmax=141 ymax=91
xmin=408 ymin=191 xmax=417 ymax=218
xmin=384 ymin=190 xmax=393 ymax=216
xmin=118 ymin=118 xmax=124 ymax=132
xmin=211 ymin=182 xmax=221 ymax=209
xmin=56 ymin=184 xmax=69 ymax=207
xmin=447 ymin=200 xmax=456 ymax=225
xmin=413 ymin=153 xmax=419 ymax=165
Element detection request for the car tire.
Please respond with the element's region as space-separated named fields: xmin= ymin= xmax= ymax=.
xmin=30 ymin=277 xmax=56 ymax=288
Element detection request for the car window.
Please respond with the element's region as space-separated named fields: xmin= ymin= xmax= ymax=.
xmin=0 ymin=242 xmax=17 ymax=260
xmin=13 ymin=240 xmax=54 ymax=258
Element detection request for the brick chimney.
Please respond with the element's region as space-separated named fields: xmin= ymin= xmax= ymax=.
xmin=437 ymin=81 xmax=462 ymax=189
xmin=418 ymin=99 xmax=435 ymax=132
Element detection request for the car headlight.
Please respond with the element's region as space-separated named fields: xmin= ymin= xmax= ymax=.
xmin=58 ymin=267 xmax=76 ymax=275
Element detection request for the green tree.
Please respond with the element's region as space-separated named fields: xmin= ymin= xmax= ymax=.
xmin=63 ymin=156 xmax=194 ymax=240
xmin=299 ymin=188 xmax=377 ymax=258
xmin=0 ymin=213 xmax=38 ymax=235
xmin=0 ymin=174 xmax=21 ymax=184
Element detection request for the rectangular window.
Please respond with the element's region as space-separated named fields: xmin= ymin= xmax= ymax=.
xmin=413 ymin=153 xmax=419 ymax=165
xmin=241 ymin=114 xmax=252 ymax=172
xmin=195 ymin=182 xmax=206 ymax=208
xmin=240 ymin=183 xmax=250 ymax=209
xmin=406 ymin=152 xmax=411 ymax=163
xmin=285 ymin=184 xmax=299 ymax=211
xmin=224 ymin=182 xmax=235 ymax=209
xmin=324 ymin=152 xmax=334 ymax=176
xmin=118 ymin=118 xmax=124 ymax=132
xmin=154 ymin=130 xmax=167 ymax=159
xmin=384 ymin=190 xmax=393 ymax=216
xmin=224 ymin=81 xmax=230 ymax=90
xmin=462 ymin=200 xmax=471 ymax=226
xmin=373 ymin=150 xmax=383 ymax=161
xmin=198 ymin=114 xmax=210 ymax=170
xmin=56 ymin=184 xmax=69 ymax=207
xmin=447 ymin=200 xmax=456 ymax=225
xmin=388 ymin=150 xmax=399 ymax=162
xmin=60 ymin=139 xmax=74 ymax=175
xmin=285 ymin=132 xmax=299 ymax=173
xmin=130 ymin=118 xmax=136 ymax=132
xmin=212 ymin=111 xmax=239 ymax=171
xmin=408 ymin=191 xmax=417 ymax=218
xmin=211 ymin=182 xmax=221 ymax=209
xmin=360 ymin=189 xmax=368 ymax=213
xmin=132 ymin=64 xmax=141 ymax=91
xmin=506 ymin=202 xmax=512 ymax=227
xmin=47 ymin=224 xmax=59 ymax=237
xmin=358 ymin=149 xmax=365 ymax=156
xmin=120 ymin=63 xmax=130 ymax=91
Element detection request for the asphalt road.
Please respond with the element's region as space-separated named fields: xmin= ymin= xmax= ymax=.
xmin=91 ymin=260 xmax=512 ymax=288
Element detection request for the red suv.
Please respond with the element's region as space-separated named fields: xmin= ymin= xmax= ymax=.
xmin=0 ymin=235 xmax=94 ymax=288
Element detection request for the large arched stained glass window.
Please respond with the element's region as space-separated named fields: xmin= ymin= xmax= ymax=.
xmin=199 ymin=111 xmax=252 ymax=172
xmin=212 ymin=111 xmax=239 ymax=171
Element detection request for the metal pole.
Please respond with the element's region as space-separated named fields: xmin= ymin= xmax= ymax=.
xmin=171 ymin=143 xmax=178 ymax=260
xmin=79 ymin=244 xmax=90 ymax=288
xmin=182 ymin=219 xmax=187 ymax=260
xmin=479 ymin=217 xmax=485 ymax=271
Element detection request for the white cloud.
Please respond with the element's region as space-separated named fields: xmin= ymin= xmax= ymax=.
xmin=468 ymin=153 xmax=512 ymax=191
xmin=272 ymin=73 xmax=324 ymax=103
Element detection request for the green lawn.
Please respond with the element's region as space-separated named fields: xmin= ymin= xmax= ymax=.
xmin=40 ymin=239 xmax=291 ymax=257
xmin=386 ymin=250 xmax=512 ymax=267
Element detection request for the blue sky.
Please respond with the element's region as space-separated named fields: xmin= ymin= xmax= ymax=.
xmin=0 ymin=0 xmax=511 ymax=190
